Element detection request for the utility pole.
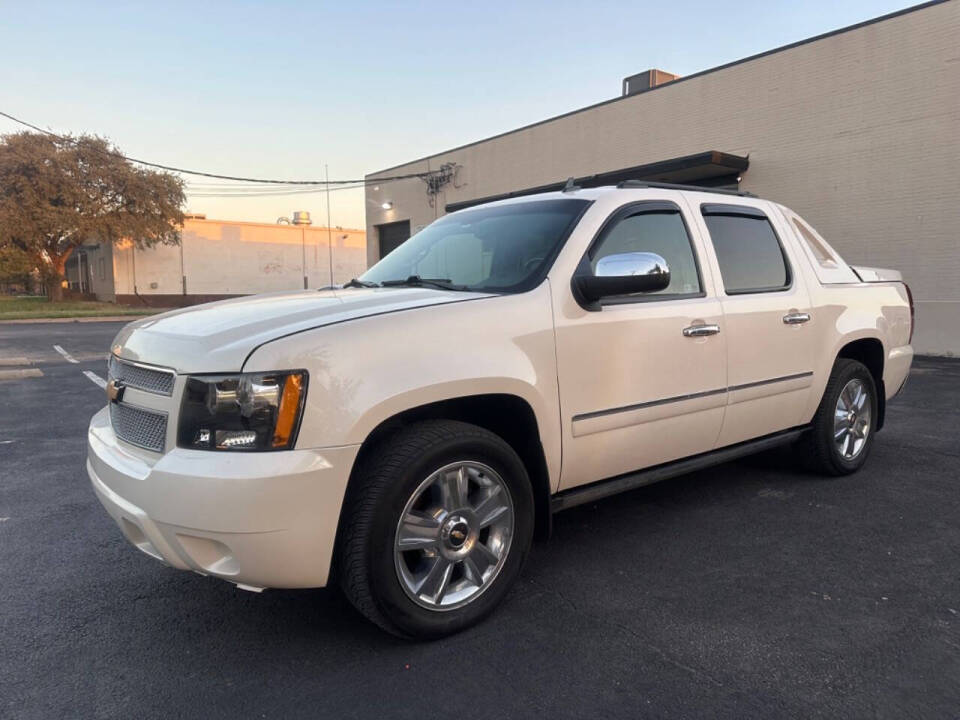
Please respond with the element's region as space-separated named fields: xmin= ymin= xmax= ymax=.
xmin=325 ymin=164 xmax=334 ymax=287
xmin=180 ymin=235 xmax=187 ymax=295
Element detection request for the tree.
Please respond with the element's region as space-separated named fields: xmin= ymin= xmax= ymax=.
xmin=0 ymin=131 xmax=185 ymax=300
xmin=0 ymin=244 xmax=34 ymax=285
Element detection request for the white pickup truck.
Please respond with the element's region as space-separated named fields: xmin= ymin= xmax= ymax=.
xmin=87 ymin=183 xmax=914 ymax=638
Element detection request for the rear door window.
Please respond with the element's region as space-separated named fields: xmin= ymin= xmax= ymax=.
xmin=701 ymin=204 xmax=790 ymax=294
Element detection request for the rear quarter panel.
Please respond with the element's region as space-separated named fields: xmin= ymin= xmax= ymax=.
xmin=801 ymin=281 xmax=913 ymax=422
xmin=774 ymin=202 xmax=913 ymax=417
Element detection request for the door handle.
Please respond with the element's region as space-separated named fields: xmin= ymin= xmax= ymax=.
xmin=782 ymin=312 xmax=811 ymax=325
xmin=682 ymin=323 xmax=720 ymax=337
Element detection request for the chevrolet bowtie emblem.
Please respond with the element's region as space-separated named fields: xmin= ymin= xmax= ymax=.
xmin=106 ymin=379 xmax=125 ymax=403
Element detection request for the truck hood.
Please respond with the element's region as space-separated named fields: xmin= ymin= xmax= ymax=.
xmin=112 ymin=288 xmax=492 ymax=373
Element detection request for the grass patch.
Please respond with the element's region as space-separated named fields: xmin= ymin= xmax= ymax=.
xmin=0 ymin=295 xmax=166 ymax=320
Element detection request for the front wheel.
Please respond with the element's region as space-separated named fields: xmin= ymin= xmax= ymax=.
xmin=801 ymin=358 xmax=878 ymax=476
xmin=337 ymin=420 xmax=534 ymax=638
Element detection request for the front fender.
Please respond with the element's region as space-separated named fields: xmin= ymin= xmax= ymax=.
xmin=243 ymin=283 xmax=562 ymax=486
xmin=349 ymin=377 xmax=549 ymax=447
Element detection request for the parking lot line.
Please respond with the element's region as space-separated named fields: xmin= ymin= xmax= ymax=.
xmin=0 ymin=357 xmax=31 ymax=366
xmin=53 ymin=345 xmax=79 ymax=364
xmin=83 ymin=370 xmax=107 ymax=389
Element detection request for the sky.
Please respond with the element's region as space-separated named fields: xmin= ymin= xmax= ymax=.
xmin=0 ymin=0 xmax=919 ymax=230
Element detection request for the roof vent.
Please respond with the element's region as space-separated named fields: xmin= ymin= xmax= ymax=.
xmin=622 ymin=69 xmax=680 ymax=97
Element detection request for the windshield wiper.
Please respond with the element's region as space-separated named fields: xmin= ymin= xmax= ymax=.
xmin=341 ymin=278 xmax=380 ymax=288
xmin=379 ymin=275 xmax=469 ymax=291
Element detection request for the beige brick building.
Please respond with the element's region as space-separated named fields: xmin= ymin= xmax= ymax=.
xmin=365 ymin=0 xmax=960 ymax=355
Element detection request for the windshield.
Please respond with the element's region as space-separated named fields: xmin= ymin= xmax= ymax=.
xmin=360 ymin=198 xmax=591 ymax=293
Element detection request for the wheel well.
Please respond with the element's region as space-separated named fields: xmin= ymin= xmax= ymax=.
xmin=837 ymin=338 xmax=885 ymax=429
xmin=353 ymin=394 xmax=553 ymax=540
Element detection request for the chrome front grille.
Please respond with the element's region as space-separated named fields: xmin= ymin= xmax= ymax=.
xmin=108 ymin=356 xmax=175 ymax=396
xmin=110 ymin=402 xmax=168 ymax=453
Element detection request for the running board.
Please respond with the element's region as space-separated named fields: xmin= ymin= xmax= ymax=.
xmin=551 ymin=427 xmax=808 ymax=512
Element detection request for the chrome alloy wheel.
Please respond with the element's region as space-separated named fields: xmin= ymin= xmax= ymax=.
xmin=394 ymin=461 xmax=514 ymax=611
xmin=834 ymin=378 xmax=872 ymax=460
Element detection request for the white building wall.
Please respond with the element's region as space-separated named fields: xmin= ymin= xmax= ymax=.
xmin=111 ymin=219 xmax=367 ymax=300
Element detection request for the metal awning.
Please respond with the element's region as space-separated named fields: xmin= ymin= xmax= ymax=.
xmin=445 ymin=151 xmax=749 ymax=213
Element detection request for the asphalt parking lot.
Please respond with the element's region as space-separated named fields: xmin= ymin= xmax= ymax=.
xmin=1 ymin=319 xmax=958 ymax=719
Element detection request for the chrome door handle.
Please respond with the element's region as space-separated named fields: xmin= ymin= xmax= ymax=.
xmin=682 ymin=323 xmax=720 ymax=337
xmin=783 ymin=312 xmax=811 ymax=325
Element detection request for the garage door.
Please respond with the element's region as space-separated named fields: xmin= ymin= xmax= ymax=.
xmin=378 ymin=220 xmax=411 ymax=259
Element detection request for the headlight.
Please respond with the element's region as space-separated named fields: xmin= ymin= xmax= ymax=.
xmin=177 ymin=370 xmax=307 ymax=451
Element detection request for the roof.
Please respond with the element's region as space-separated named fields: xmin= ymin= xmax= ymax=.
xmin=444 ymin=183 xmax=770 ymax=214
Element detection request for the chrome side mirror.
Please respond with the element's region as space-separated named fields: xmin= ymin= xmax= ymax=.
xmin=574 ymin=252 xmax=671 ymax=304
xmin=595 ymin=252 xmax=670 ymax=279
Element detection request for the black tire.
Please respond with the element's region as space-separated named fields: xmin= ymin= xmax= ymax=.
xmin=800 ymin=358 xmax=878 ymax=476
xmin=337 ymin=420 xmax=534 ymax=639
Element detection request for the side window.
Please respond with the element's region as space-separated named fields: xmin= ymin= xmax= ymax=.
xmin=589 ymin=209 xmax=702 ymax=297
xmin=791 ymin=216 xmax=837 ymax=268
xmin=701 ymin=205 xmax=790 ymax=294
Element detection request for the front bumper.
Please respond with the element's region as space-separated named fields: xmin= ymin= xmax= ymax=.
xmin=87 ymin=406 xmax=360 ymax=589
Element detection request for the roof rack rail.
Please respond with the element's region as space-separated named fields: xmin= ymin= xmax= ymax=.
xmin=615 ymin=180 xmax=757 ymax=198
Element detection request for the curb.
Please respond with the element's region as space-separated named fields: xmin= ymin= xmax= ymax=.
xmin=0 ymin=368 xmax=43 ymax=380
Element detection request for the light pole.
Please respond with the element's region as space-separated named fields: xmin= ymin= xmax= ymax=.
xmin=302 ymin=223 xmax=307 ymax=290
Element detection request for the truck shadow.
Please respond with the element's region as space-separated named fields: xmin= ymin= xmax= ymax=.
xmin=148 ymin=449 xmax=820 ymax=649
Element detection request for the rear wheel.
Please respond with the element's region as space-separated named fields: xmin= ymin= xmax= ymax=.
xmin=801 ymin=358 xmax=877 ymax=476
xmin=337 ymin=420 xmax=534 ymax=638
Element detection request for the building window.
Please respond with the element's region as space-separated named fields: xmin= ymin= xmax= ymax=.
xmin=98 ymin=257 xmax=106 ymax=281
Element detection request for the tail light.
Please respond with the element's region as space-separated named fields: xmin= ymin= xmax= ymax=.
xmin=904 ymin=282 xmax=915 ymax=344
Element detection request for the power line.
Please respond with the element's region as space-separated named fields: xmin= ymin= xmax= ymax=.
xmin=183 ymin=179 xmax=379 ymax=189
xmin=187 ymin=182 xmax=370 ymax=198
xmin=0 ymin=109 xmax=424 ymax=186
xmin=185 ymin=180 xmax=327 ymax=187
